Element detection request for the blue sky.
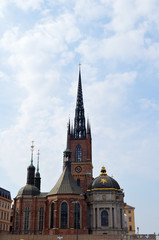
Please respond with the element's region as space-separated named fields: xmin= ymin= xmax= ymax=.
xmin=0 ymin=0 xmax=159 ymax=234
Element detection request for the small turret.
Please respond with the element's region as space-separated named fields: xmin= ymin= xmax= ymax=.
xmin=63 ymin=123 xmax=72 ymax=171
xmin=34 ymin=150 xmax=41 ymax=191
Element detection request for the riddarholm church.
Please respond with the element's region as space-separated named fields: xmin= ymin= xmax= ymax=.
xmin=12 ymin=68 xmax=128 ymax=236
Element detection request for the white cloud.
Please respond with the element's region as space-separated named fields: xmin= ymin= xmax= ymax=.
xmin=139 ymin=98 xmax=159 ymax=111
xmin=0 ymin=0 xmax=9 ymax=18
xmin=11 ymin=0 xmax=44 ymax=11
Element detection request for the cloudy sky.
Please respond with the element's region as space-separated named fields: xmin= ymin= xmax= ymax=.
xmin=0 ymin=0 xmax=159 ymax=234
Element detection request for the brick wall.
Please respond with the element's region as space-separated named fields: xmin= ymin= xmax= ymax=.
xmin=0 ymin=234 xmax=156 ymax=240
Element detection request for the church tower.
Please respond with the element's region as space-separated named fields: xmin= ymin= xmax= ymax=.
xmin=68 ymin=66 xmax=92 ymax=193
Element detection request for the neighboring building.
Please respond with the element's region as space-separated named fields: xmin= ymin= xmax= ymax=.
xmin=12 ymin=67 xmax=130 ymax=235
xmin=0 ymin=187 xmax=12 ymax=233
xmin=124 ymin=204 xmax=135 ymax=234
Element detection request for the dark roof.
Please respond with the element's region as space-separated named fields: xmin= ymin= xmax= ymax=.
xmin=87 ymin=166 xmax=122 ymax=193
xmin=47 ymin=166 xmax=83 ymax=196
xmin=16 ymin=184 xmax=40 ymax=198
xmin=0 ymin=187 xmax=11 ymax=200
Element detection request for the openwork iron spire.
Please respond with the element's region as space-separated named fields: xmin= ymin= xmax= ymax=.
xmin=74 ymin=65 xmax=86 ymax=139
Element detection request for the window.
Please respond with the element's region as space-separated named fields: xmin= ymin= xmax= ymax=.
xmin=15 ymin=211 xmax=18 ymax=231
xmin=120 ymin=209 xmax=123 ymax=229
xmin=128 ymin=210 xmax=131 ymax=213
xmin=61 ymin=202 xmax=68 ymax=229
xmin=2 ymin=202 xmax=4 ymax=207
xmin=75 ymin=145 xmax=82 ymax=162
xmin=129 ymin=217 xmax=131 ymax=222
xmin=101 ymin=210 xmax=108 ymax=226
xmin=0 ymin=201 xmax=1 ymax=206
xmin=77 ymin=179 xmax=80 ymax=186
xmin=129 ymin=225 xmax=132 ymax=231
xmin=4 ymin=212 xmax=6 ymax=220
xmin=74 ymin=203 xmax=80 ymax=229
xmin=112 ymin=208 xmax=114 ymax=228
xmin=39 ymin=207 xmax=44 ymax=232
xmin=24 ymin=207 xmax=29 ymax=231
xmin=50 ymin=202 xmax=54 ymax=228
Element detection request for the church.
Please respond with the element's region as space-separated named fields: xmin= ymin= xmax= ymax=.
xmin=12 ymin=67 xmax=128 ymax=236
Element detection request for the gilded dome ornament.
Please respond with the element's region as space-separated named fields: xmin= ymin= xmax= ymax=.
xmin=100 ymin=166 xmax=107 ymax=176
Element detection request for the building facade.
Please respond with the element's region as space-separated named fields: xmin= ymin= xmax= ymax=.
xmin=12 ymin=68 xmax=131 ymax=236
xmin=0 ymin=187 xmax=12 ymax=233
xmin=124 ymin=204 xmax=135 ymax=234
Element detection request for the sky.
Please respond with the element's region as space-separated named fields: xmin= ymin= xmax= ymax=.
xmin=0 ymin=0 xmax=159 ymax=235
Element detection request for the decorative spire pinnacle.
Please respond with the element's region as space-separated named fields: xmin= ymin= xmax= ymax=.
xmin=87 ymin=117 xmax=91 ymax=134
xmin=100 ymin=166 xmax=107 ymax=176
xmin=63 ymin=123 xmax=72 ymax=170
xmin=74 ymin=65 xmax=86 ymax=139
xmin=30 ymin=141 xmax=34 ymax=165
xmin=37 ymin=150 xmax=40 ymax=173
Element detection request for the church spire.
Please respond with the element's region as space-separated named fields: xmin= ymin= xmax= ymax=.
xmin=34 ymin=150 xmax=41 ymax=191
xmin=27 ymin=141 xmax=35 ymax=185
xmin=74 ymin=65 xmax=86 ymax=139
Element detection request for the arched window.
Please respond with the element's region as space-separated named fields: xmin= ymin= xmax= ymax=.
xmin=61 ymin=202 xmax=68 ymax=229
xmin=50 ymin=202 xmax=54 ymax=228
xmin=77 ymin=179 xmax=80 ymax=186
xmin=39 ymin=207 xmax=44 ymax=231
xmin=24 ymin=207 xmax=29 ymax=231
xmin=74 ymin=203 xmax=80 ymax=229
xmin=101 ymin=210 xmax=108 ymax=226
xmin=75 ymin=145 xmax=82 ymax=162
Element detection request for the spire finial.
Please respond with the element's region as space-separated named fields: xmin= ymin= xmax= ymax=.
xmin=37 ymin=150 xmax=40 ymax=173
xmin=79 ymin=63 xmax=81 ymax=73
xmin=30 ymin=141 xmax=34 ymax=165
xmin=100 ymin=166 xmax=107 ymax=176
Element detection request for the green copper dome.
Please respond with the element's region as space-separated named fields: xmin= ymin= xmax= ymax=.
xmin=87 ymin=166 xmax=122 ymax=192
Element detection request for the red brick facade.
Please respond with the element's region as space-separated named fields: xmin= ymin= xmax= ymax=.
xmin=70 ymin=133 xmax=93 ymax=193
xmin=13 ymin=194 xmax=88 ymax=235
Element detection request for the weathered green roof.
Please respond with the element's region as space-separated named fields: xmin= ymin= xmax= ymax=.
xmin=47 ymin=166 xmax=83 ymax=196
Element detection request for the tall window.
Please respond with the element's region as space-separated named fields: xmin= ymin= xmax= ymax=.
xmin=39 ymin=207 xmax=44 ymax=232
xmin=74 ymin=203 xmax=80 ymax=229
xmin=15 ymin=211 xmax=18 ymax=231
xmin=24 ymin=207 xmax=29 ymax=231
xmin=120 ymin=209 xmax=123 ymax=229
xmin=101 ymin=210 xmax=108 ymax=226
xmin=50 ymin=202 xmax=54 ymax=228
xmin=75 ymin=145 xmax=82 ymax=162
xmin=77 ymin=179 xmax=80 ymax=186
xmin=61 ymin=202 xmax=68 ymax=229
xmin=112 ymin=208 xmax=114 ymax=228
